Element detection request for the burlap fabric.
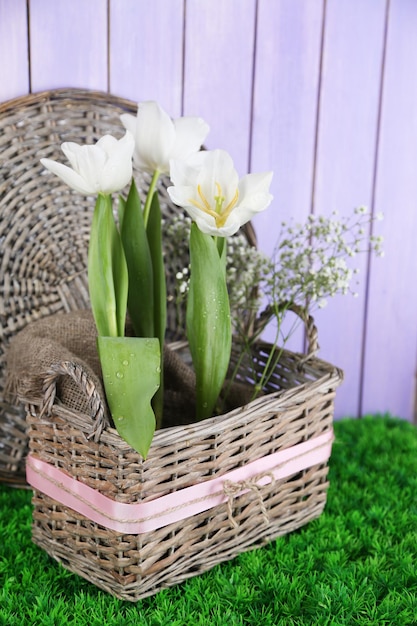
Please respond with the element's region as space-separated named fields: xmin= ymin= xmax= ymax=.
xmin=5 ymin=311 xmax=104 ymax=417
xmin=5 ymin=311 xmax=254 ymax=429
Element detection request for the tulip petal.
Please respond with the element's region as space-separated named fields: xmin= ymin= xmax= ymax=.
xmin=96 ymin=134 xmax=119 ymax=153
xmin=182 ymin=205 xmax=217 ymax=233
xmin=166 ymin=184 xmax=195 ymax=208
xmin=197 ymin=150 xmax=238 ymax=201
xmin=236 ymin=172 xmax=273 ymax=224
xmin=171 ymin=117 xmax=210 ymax=161
xmin=119 ymin=113 xmax=137 ymax=137
xmin=61 ymin=142 xmax=82 ymax=172
xmin=100 ymin=132 xmax=134 ymax=193
xmin=40 ymin=158 xmax=95 ymax=195
xmin=135 ymin=101 xmax=176 ymax=173
xmin=236 ymin=192 xmax=273 ymax=222
xmin=120 ymin=113 xmax=150 ymax=172
xmin=61 ymin=142 xmax=107 ymax=193
xmin=238 ymin=171 xmax=274 ymax=204
xmin=80 ymin=145 xmax=107 ymax=192
xmin=169 ymin=153 xmax=205 ymax=187
xmin=122 ymin=104 xmax=209 ymax=176
xmin=195 ymin=214 xmax=240 ymax=237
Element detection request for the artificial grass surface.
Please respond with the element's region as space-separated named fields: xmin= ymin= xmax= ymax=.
xmin=1 ymin=415 xmax=417 ymax=625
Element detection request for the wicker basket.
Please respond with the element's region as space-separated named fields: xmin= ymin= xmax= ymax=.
xmin=0 ymin=87 xmax=256 ymax=485
xmin=22 ymin=311 xmax=342 ymax=601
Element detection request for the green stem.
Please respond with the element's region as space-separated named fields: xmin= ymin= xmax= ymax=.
xmin=143 ymin=170 xmax=160 ymax=228
xmin=146 ymin=193 xmax=167 ymax=430
xmin=251 ymin=302 xmax=300 ymax=400
xmin=251 ymin=331 xmax=283 ymax=401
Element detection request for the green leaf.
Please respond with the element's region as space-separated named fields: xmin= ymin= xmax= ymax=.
xmin=97 ymin=336 xmax=160 ymax=459
xmin=187 ymin=224 xmax=232 ymax=420
xmin=146 ymin=192 xmax=167 ymax=428
xmin=117 ymin=194 xmax=126 ymax=231
xmin=120 ymin=180 xmax=154 ymax=338
xmin=216 ymin=235 xmax=226 ymax=261
xmin=88 ymin=194 xmax=128 ymax=337
xmin=146 ymin=192 xmax=167 ymax=348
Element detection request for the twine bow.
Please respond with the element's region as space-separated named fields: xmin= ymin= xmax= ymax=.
xmin=223 ymin=472 xmax=275 ymax=529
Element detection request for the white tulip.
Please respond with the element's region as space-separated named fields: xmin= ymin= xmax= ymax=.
xmin=120 ymin=101 xmax=209 ymax=175
xmin=40 ymin=131 xmax=135 ymax=195
xmin=167 ymin=149 xmax=273 ymax=237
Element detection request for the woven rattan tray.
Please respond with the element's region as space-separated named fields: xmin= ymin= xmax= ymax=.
xmin=0 ymin=88 xmax=256 ymax=485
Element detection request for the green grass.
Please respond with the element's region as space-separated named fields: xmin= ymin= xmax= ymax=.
xmin=1 ymin=415 xmax=417 ymax=625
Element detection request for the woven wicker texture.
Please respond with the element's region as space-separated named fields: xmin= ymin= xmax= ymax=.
xmin=2 ymin=88 xmax=343 ymax=600
xmin=0 ymin=88 xmax=256 ymax=484
xmin=26 ymin=335 xmax=342 ymax=601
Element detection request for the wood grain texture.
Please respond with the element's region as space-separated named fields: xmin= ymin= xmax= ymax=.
xmin=109 ymin=0 xmax=184 ymax=116
xmin=0 ymin=0 xmax=29 ymax=100
xmin=183 ymin=0 xmax=257 ymax=175
xmin=311 ymin=0 xmax=387 ymax=418
xmin=0 ymin=0 xmax=416 ymax=421
xmin=250 ymin=0 xmax=325 ymax=351
xmin=29 ymin=0 xmax=108 ymax=92
xmin=361 ymin=0 xmax=417 ymax=420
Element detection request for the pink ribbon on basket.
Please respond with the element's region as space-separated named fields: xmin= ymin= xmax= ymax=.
xmin=26 ymin=429 xmax=334 ymax=535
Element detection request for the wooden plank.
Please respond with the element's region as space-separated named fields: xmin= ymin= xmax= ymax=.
xmin=250 ymin=0 xmax=325 ymax=351
xmin=183 ymin=0 xmax=257 ymax=175
xmin=29 ymin=0 xmax=108 ymax=93
xmin=310 ymin=0 xmax=387 ymax=417
xmin=109 ymin=0 xmax=184 ymax=116
xmin=362 ymin=0 xmax=417 ymax=420
xmin=0 ymin=0 xmax=29 ymax=101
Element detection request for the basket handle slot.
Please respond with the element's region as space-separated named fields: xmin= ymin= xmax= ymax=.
xmin=40 ymin=360 xmax=109 ymax=442
xmin=255 ymin=301 xmax=319 ymax=361
xmin=286 ymin=302 xmax=319 ymax=360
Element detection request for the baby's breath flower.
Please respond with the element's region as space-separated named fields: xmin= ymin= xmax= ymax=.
xmin=260 ymin=208 xmax=383 ymax=320
xmin=355 ymin=206 xmax=368 ymax=215
xmin=164 ymin=205 xmax=383 ymax=345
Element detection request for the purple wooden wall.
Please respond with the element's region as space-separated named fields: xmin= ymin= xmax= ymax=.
xmin=1 ymin=0 xmax=416 ymax=422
